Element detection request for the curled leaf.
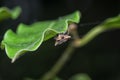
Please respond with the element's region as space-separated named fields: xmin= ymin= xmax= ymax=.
xmin=1 ymin=11 xmax=80 ymax=62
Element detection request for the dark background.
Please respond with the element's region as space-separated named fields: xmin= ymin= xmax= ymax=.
xmin=0 ymin=0 xmax=120 ymax=80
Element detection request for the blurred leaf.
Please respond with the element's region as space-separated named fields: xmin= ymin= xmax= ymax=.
xmin=80 ymin=15 xmax=120 ymax=47
xmin=0 ymin=6 xmax=21 ymax=21
xmin=52 ymin=77 xmax=61 ymax=80
xmin=1 ymin=11 xmax=80 ymax=62
xmin=24 ymin=77 xmax=61 ymax=80
xmin=69 ymin=73 xmax=91 ymax=80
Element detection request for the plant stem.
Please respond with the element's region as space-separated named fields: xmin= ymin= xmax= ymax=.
xmin=41 ymin=23 xmax=79 ymax=80
xmin=41 ymin=25 xmax=105 ymax=80
xmin=41 ymin=42 xmax=75 ymax=80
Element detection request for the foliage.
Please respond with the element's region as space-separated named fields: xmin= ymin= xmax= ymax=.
xmin=1 ymin=8 xmax=120 ymax=63
xmin=70 ymin=73 xmax=91 ymax=80
xmin=0 ymin=6 xmax=120 ymax=80
xmin=1 ymin=11 xmax=80 ymax=62
xmin=0 ymin=6 xmax=21 ymax=21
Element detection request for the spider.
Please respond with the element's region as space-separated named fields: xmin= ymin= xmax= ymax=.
xmin=54 ymin=33 xmax=71 ymax=46
xmin=54 ymin=23 xmax=78 ymax=46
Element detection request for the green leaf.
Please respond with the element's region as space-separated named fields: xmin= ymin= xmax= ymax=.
xmin=52 ymin=77 xmax=61 ymax=80
xmin=79 ymin=15 xmax=120 ymax=47
xmin=0 ymin=6 xmax=21 ymax=21
xmin=1 ymin=11 xmax=80 ymax=62
xmin=70 ymin=73 xmax=91 ymax=80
